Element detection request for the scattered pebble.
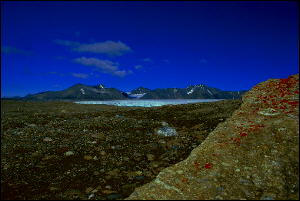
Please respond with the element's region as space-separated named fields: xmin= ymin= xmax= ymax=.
xmin=88 ymin=193 xmax=94 ymax=199
xmin=85 ymin=187 xmax=94 ymax=193
xmin=43 ymin=137 xmax=53 ymax=142
xmin=84 ymin=155 xmax=93 ymax=160
xmin=146 ymin=154 xmax=155 ymax=161
xmin=64 ymin=151 xmax=74 ymax=156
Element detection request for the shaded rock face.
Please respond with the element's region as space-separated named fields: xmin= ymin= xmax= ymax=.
xmin=126 ymin=74 xmax=299 ymax=200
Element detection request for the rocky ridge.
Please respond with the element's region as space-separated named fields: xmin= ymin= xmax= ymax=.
xmin=19 ymin=83 xmax=246 ymax=101
xmin=126 ymin=74 xmax=299 ymax=200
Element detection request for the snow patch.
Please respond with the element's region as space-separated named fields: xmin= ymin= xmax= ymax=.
xmin=187 ymin=88 xmax=194 ymax=95
xmin=207 ymin=89 xmax=213 ymax=95
xmin=128 ymin=93 xmax=146 ymax=99
xmin=80 ymin=88 xmax=85 ymax=95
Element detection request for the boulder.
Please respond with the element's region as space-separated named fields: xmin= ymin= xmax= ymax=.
xmin=126 ymin=74 xmax=299 ymax=200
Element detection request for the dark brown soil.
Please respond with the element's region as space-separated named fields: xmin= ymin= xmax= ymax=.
xmin=1 ymin=99 xmax=241 ymax=200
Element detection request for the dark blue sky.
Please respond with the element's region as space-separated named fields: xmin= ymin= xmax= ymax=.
xmin=1 ymin=1 xmax=299 ymax=97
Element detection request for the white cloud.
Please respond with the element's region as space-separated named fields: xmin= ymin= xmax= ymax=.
xmin=134 ymin=65 xmax=143 ymax=69
xmin=143 ymin=58 xmax=152 ymax=62
xmin=73 ymin=57 xmax=132 ymax=77
xmin=1 ymin=46 xmax=33 ymax=55
xmin=113 ymin=70 xmax=133 ymax=77
xmin=71 ymin=73 xmax=89 ymax=79
xmin=54 ymin=39 xmax=132 ymax=56
xmin=46 ymin=72 xmax=65 ymax=76
xmin=75 ymin=40 xmax=132 ymax=56
xmin=74 ymin=57 xmax=118 ymax=71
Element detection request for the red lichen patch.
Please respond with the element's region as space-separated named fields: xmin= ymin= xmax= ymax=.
xmin=295 ymin=91 xmax=299 ymax=94
xmin=217 ymin=142 xmax=229 ymax=147
xmin=181 ymin=178 xmax=189 ymax=183
xmin=247 ymin=124 xmax=265 ymax=132
xmin=193 ymin=162 xmax=200 ymax=170
xmin=239 ymin=132 xmax=248 ymax=137
xmin=231 ymin=137 xmax=241 ymax=145
xmin=284 ymin=111 xmax=294 ymax=114
xmin=287 ymin=101 xmax=299 ymax=107
xmin=204 ymin=163 xmax=213 ymax=169
xmin=281 ymin=99 xmax=289 ymax=103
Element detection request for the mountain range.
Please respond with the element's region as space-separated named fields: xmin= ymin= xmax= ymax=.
xmin=11 ymin=83 xmax=248 ymax=101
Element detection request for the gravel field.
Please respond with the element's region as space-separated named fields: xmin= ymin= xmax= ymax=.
xmin=1 ymin=99 xmax=241 ymax=200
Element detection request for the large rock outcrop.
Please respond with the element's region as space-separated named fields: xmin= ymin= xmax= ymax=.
xmin=126 ymin=74 xmax=299 ymax=200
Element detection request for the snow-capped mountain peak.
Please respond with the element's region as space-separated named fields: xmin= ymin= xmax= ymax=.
xmin=80 ymin=88 xmax=85 ymax=95
xmin=98 ymin=84 xmax=105 ymax=89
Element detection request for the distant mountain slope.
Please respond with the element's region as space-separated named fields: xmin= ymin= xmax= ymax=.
xmin=140 ymin=84 xmax=247 ymax=99
xmin=23 ymin=84 xmax=126 ymax=101
xmin=20 ymin=83 xmax=247 ymax=101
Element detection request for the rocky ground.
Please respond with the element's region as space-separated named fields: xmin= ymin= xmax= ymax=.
xmin=1 ymin=99 xmax=242 ymax=200
xmin=127 ymin=74 xmax=299 ymax=200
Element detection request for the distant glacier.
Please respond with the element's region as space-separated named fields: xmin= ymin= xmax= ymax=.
xmin=74 ymin=99 xmax=224 ymax=107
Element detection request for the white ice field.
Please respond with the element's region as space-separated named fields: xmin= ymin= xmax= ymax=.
xmin=74 ymin=99 xmax=224 ymax=107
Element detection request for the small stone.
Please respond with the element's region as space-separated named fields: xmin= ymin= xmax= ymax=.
xmin=93 ymin=156 xmax=98 ymax=160
xmin=85 ymin=187 xmax=94 ymax=193
xmin=159 ymin=139 xmax=166 ymax=144
xmin=102 ymin=189 xmax=117 ymax=194
xmin=88 ymin=193 xmax=94 ymax=199
xmin=92 ymin=189 xmax=98 ymax=193
xmin=123 ymin=156 xmax=130 ymax=161
xmin=43 ymin=137 xmax=53 ymax=142
xmin=49 ymin=187 xmax=59 ymax=191
xmin=100 ymin=151 xmax=106 ymax=156
xmin=258 ymin=108 xmax=280 ymax=116
xmin=146 ymin=154 xmax=155 ymax=161
xmin=105 ymin=185 xmax=112 ymax=189
xmin=64 ymin=151 xmax=74 ymax=156
xmin=235 ymin=168 xmax=240 ymax=172
xmin=161 ymin=121 xmax=169 ymax=126
xmin=135 ymin=171 xmax=143 ymax=176
xmin=221 ymin=162 xmax=230 ymax=167
xmin=84 ymin=155 xmax=93 ymax=160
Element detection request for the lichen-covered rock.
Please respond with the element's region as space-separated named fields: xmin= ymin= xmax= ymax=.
xmin=126 ymin=74 xmax=299 ymax=200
